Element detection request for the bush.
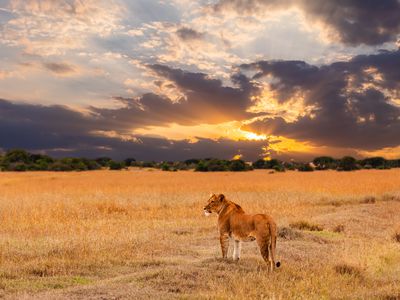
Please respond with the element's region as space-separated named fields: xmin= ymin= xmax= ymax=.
xmin=108 ymin=161 xmax=124 ymax=170
xmin=360 ymin=156 xmax=387 ymax=169
xmin=297 ymin=163 xmax=314 ymax=172
xmin=273 ymin=165 xmax=285 ymax=172
xmin=140 ymin=161 xmax=156 ymax=168
xmin=253 ymin=158 xmax=282 ymax=170
xmin=95 ymin=157 xmax=112 ymax=167
xmin=338 ymin=156 xmax=358 ymax=171
xmin=7 ymin=162 xmax=27 ymax=172
xmin=160 ymin=162 xmax=170 ymax=171
xmin=195 ymin=161 xmax=208 ymax=172
xmin=124 ymin=158 xmax=136 ymax=167
xmin=278 ymin=226 xmax=303 ymax=240
xmin=229 ymin=160 xmax=247 ymax=171
xmin=313 ymin=156 xmax=337 ymax=170
xmin=49 ymin=162 xmax=73 ymax=171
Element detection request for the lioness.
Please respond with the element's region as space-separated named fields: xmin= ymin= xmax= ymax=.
xmin=204 ymin=194 xmax=280 ymax=271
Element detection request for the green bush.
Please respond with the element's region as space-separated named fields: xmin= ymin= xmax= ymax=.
xmin=108 ymin=161 xmax=124 ymax=170
xmin=160 ymin=162 xmax=170 ymax=171
xmin=338 ymin=156 xmax=358 ymax=171
xmin=229 ymin=160 xmax=247 ymax=171
xmin=313 ymin=156 xmax=337 ymax=170
xmin=297 ymin=163 xmax=314 ymax=172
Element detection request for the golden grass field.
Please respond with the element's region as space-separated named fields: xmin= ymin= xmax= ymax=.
xmin=1 ymin=169 xmax=400 ymax=299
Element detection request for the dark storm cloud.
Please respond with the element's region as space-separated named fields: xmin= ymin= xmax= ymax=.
xmin=0 ymin=65 xmax=262 ymax=159
xmin=43 ymin=62 xmax=76 ymax=74
xmin=87 ymin=64 xmax=258 ymax=129
xmin=242 ymin=49 xmax=400 ymax=150
xmin=0 ymin=98 xmax=267 ymax=160
xmin=176 ymin=27 xmax=204 ymax=41
xmin=213 ymin=0 xmax=400 ymax=46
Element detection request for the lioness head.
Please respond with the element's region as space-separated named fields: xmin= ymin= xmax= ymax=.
xmin=203 ymin=194 xmax=226 ymax=216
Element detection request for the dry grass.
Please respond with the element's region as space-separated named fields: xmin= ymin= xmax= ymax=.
xmin=0 ymin=169 xmax=400 ymax=299
xmin=394 ymin=226 xmax=400 ymax=243
xmin=289 ymin=220 xmax=324 ymax=231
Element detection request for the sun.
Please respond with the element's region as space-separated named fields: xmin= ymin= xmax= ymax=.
xmin=240 ymin=130 xmax=268 ymax=141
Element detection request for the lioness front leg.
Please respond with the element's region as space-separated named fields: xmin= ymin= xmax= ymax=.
xmin=220 ymin=233 xmax=229 ymax=259
xmin=233 ymin=240 xmax=241 ymax=261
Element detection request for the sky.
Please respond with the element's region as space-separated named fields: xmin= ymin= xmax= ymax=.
xmin=0 ymin=0 xmax=399 ymax=161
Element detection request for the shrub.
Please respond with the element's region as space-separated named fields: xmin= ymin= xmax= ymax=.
xmin=140 ymin=161 xmax=156 ymax=168
xmin=252 ymin=158 xmax=282 ymax=170
xmin=297 ymin=163 xmax=314 ymax=172
xmin=360 ymin=156 xmax=387 ymax=169
xmin=334 ymin=263 xmax=362 ymax=277
xmin=49 ymin=162 xmax=73 ymax=171
xmin=338 ymin=156 xmax=358 ymax=171
xmin=195 ymin=161 xmax=208 ymax=172
xmin=278 ymin=226 xmax=302 ymax=240
xmin=289 ymin=220 xmax=323 ymax=231
xmin=229 ymin=160 xmax=247 ymax=171
xmin=108 ymin=161 xmax=124 ymax=170
xmin=333 ymin=224 xmax=345 ymax=233
xmin=160 ymin=162 xmax=170 ymax=171
xmin=360 ymin=196 xmax=376 ymax=204
xmin=95 ymin=157 xmax=112 ymax=167
xmin=273 ymin=165 xmax=285 ymax=172
xmin=394 ymin=227 xmax=400 ymax=243
xmin=124 ymin=158 xmax=136 ymax=167
xmin=313 ymin=156 xmax=337 ymax=170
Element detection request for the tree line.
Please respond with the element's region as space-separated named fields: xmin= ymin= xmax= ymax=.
xmin=0 ymin=149 xmax=399 ymax=172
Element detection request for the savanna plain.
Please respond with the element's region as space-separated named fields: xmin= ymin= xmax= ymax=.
xmin=1 ymin=169 xmax=400 ymax=299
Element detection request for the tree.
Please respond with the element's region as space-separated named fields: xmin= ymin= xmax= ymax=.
xmin=109 ymin=161 xmax=124 ymax=170
xmin=253 ymin=159 xmax=266 ymax=169
xmin=297 ymin=163 xmax=314 ymax=172
xmin=3 ymin=149 xmax=31 ymax=164
xmin=252 ymin=158 xmax=283 ymax=170
xmin=229 ymin=160 xmax=246 ymax=171
xmin=160 ymin=162 xmax=170 ymax=171
xmin=95 ymin=157 xmax=112 ymax=167
xmin=338 ymin=156 xmax=358 ymax=171
xmin=313 ymin=156 xmax=337 ymax=170
xmin=360 ymin=157 xmax=387 ymax=169
xmin=124 ymin=158 xmax=136 ymax=167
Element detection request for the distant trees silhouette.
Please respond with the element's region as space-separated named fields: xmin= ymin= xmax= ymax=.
xmin=0 ymin=149 xmax=399 ymax=172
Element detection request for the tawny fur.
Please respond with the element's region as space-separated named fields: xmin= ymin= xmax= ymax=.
xmin=204 ymin=194 xmax=279 ymax=272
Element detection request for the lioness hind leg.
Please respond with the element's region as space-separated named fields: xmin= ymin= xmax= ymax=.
xmin=256 ymin=236 xmax=272 ymax=272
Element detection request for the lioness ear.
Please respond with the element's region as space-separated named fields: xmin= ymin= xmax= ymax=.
xmin=218 ymin=194 xmax=225 ymax=201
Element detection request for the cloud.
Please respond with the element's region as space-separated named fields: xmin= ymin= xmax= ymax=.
xmin=242 ymin=49 xmax=400 ymax=151
xmin=176 ymin=27 xmax=204 ymax=41
xmin=212 ymin=0 xmax=400 ymax=46
xmin=43 ymin=62 xmax=76 ymax=75
xmin=0 ymin=98 xmax=269 ymax=160
xmin=2 ymin=0 xmax=123 ymax=55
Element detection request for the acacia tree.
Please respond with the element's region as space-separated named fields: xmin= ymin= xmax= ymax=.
xmin=339 ymin=156 xmax=358 ymax=171
xmin=313 ymin=156 xmax=337 ymax=170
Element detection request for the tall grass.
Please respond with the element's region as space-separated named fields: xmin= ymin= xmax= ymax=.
xmin=0 ymin=170 xmax=400 ymax=298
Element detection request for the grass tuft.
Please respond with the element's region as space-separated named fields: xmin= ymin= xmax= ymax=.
xmin=278 ymin=226 xmax=303 ymax=240
xmin=394 ymin=227 xmax=400 ymax=243
xmin=334 ymin=263 xmax=362 ymax=277
xmin=360 ymin=196 xmax=376 ymax=204
xmin=289 ymin=220 xmax=323 ymax=231
xmin=333 ymin=224 xmax=345 ymax=233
